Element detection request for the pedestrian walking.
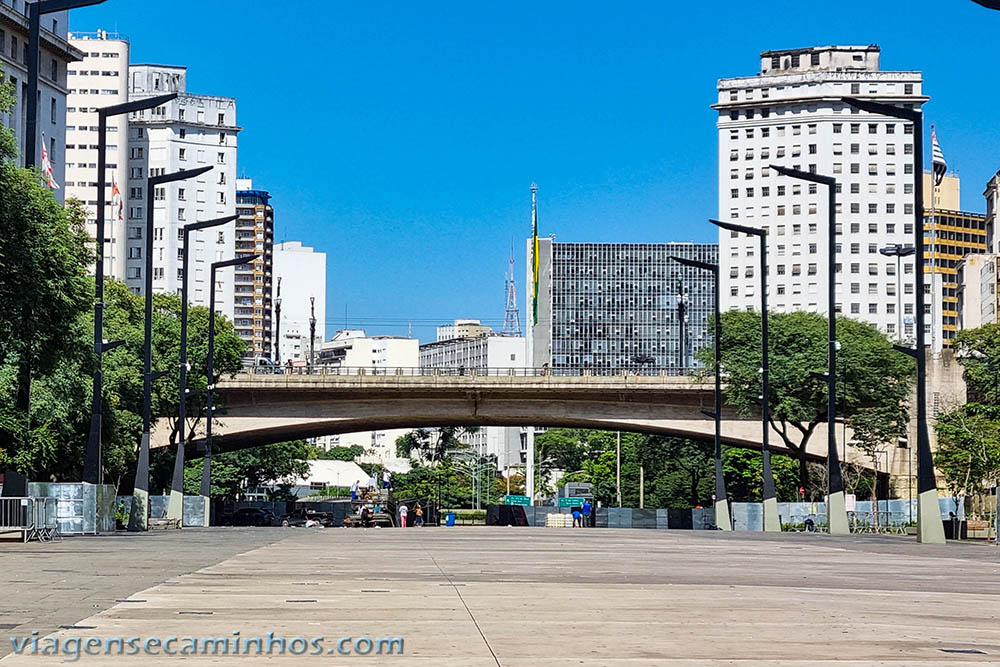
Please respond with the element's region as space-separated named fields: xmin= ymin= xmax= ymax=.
xmin=582 ymin=499 xmax=592 ymax=527
xmin=399 ymin=503 xmax=408 ymax=528
xmin=382 ymin=469 xmax=392 ymax=491
xmin=350 ymin=480 xmax=360 ymax=501
xmin=414 ymin=505 xmax=424 ymax=527
xmin=368 ymin=472 xmax=377 ymax=491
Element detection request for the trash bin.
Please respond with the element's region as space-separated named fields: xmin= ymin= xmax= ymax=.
xmin=445 ymin=513 xmax=456 ymax=527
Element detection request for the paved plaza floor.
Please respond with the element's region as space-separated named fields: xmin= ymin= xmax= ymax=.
xmin=2 ymin=527 xmax=1000 ymax=665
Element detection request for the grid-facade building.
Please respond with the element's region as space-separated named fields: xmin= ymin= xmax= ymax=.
xmin=1 ymin=1 xmax=81 ymax=202
xmin=235 ymin=180 xmax=274 ymax=358
xmin=124 ymin=64 xmax=240 ymax=318
xmin=715 ymin=45 xmax=926 ymax=340
xmin=528 ymin=239 xmax=718 ymax=372
xmin=925 ymin=208 xmax=986 ymax=348
xmin=65 ymin=31 xmax=129 ymax=279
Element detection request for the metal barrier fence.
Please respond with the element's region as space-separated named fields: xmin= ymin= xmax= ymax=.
xmin=0 ymin=497 xmax=60 ymax=542
xmin=239 ymin=364 xmax=704 ymax=378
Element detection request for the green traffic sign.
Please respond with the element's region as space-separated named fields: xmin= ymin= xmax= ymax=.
xmin=558 ymin=496 xmax=585 ymax=507
xmin=504 ymin=495 xmax=531 ymax=506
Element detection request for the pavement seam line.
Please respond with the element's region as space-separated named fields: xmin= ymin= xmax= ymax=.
xmin=420 ymin=540 xmax=502 ymax=667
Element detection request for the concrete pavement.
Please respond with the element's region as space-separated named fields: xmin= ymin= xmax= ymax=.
xmin=2 ymin=527 xmax=1000 ymax=664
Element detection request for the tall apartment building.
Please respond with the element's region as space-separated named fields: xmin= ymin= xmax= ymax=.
xmin=922 ymin=174 xmax=987 ymax=349
xmin=1 ymin=0 xmax=82 ymax=201
xmin=65 ymin=30 xmax=129 ymax=278
xmin=234 ymin=179 xmax=274 ymax=358
xmin=124 ymin=64 xmax=240 ymax=318
xmin=527 ymin=239 xmax=717 ymax=372
xmin=272 ymin=241 xmax=326 ymax=364
xmin=715 ymin=45 xmax=925 ymax=340
xmin=419 ymin=328 xmax=525 ymax=469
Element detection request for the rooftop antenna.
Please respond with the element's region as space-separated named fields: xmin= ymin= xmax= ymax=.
xmin=502 ymin=238 xmax=522 ymax=336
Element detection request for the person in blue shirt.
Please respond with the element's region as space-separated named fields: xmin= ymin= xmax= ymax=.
xmin=581 ymin=500 xmax=592 ymax=527
xmin=571 ymin=507 xmax=582 ymax=527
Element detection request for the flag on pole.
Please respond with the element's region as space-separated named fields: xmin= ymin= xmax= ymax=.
xmin=531 ymin=183 xmax=539 ymax=325
xmin=111 ymin=176 xmax=124 ymax=223
xmin=931 ymin=125 xmax=947 ymax=186
xmin=40 ymin=133 xmax=59 ymax=190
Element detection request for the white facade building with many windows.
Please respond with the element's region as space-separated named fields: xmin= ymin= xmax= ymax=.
xmin=124 ymin=64 xmax=240 ymax=318
xmin=1 ymin=0 xmax=81 ymax=202
xmin=66 ymin=31 xmax=129 ymax=279
xmin=715 ymin=46 xmax=925 ymax=340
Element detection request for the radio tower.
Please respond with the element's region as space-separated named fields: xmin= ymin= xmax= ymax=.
xmin=502 ymin=240 xmax=522 ymax=336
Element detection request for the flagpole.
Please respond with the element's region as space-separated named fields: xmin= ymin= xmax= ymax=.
xmin=525 ymin=182 xmax=538 ymax=506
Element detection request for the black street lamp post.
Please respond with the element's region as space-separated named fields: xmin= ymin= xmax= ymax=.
xmin=671 ymin=256 xmax=730 ymax=530
xmin=84 ymin=93 xmax=177 ymax=487
xmin=710 ymin=218 xmax=780 ymax=532
xmin=200 ymin=256 xmax=252 ymax=500
xmin=879 ymin=244 xmax=916 ymax=344
xmin=23 ymin=0 xmax=106 ymax=167
xmin=127 ymin=166 xmax=213 ymax=532
xmin=769 ymin=164 xmax=850 ymax=535
xmin=165 ymin=214 xmax=237 ymax=522
xmin=843 ymin=96 xmax=946 ymax=544
xmin=274 ymin=277 xmax=282 ymax=365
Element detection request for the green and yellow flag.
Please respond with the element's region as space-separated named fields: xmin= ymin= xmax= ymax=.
xmin=531 ymin=184 xmax=539 ymax=325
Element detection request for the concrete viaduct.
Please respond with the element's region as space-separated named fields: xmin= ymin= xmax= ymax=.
xmin=152 ymin=368 xmax=839 ymax=463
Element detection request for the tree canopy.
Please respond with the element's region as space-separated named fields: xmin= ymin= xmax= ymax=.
xmin=700 ymin=311 xmax=914 ymax=489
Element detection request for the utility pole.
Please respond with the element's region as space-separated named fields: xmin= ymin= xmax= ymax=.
xmin=309 ymin=296 xmax=317 ymax=368
xmin=639 ymin=465 xmax=644 ymax=509
xmin=616 ymin=431 xmax=622 ymax=507
xmin=274 ymin=277 xmax=282 ymax=365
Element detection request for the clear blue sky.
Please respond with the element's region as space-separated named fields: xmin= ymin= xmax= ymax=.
xmin=73 ymin=1 xmax=1000 ymax=341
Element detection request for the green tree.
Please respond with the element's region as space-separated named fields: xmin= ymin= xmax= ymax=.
xmin=395 ymin=426 xmax=478 ymax=463
xmin=722 ymin=447 xmax=799 ymax=502
xmin=934 ymin=403 xmax=1000 ymax=517
xmin=314 ymin=444 xmax=365 ymax=461
xmin=180 ymin=440 xmax=313 ymax=501
xmin=1 ymin=69 xmax=94 ymax=474
xmin=701 ymin=311 xmax=913 ymax=490
xmin=953 ymin=324 xmax=1000 ymax=403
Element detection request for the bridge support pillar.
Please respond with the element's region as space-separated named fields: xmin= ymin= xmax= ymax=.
xmin=166 ymin=489 xmax=183 ymax=522
xmin=827 ymin=490 xmax=850 ymax=535
xmin=762 ymin=497 xmax=780 ymax=532
xmin=714 ymin=499 xmax=731 ymax=531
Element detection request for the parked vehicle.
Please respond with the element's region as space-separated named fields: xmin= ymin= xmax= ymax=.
xmin=281 ymin=509 xmax=333 ymax=527
xmin=227 ymin=508 xmax=278 ymax=527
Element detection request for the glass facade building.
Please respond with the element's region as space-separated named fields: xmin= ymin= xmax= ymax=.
xmin=529 ymin=240 xmax=718 ymax=373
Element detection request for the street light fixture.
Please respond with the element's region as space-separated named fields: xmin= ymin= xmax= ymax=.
xmin=23 ymin=0 xmax=107 ymax=167
xmin=670 ymin=256 xmax=730 ymax=530
xmin=84 ymin=93 xmax=178 ymax=487
xmin=165 ymin=214 xmax=238 ymax=522
xmin=200 ymin=256 xmax=253 ymax=500
xmin=709 ymin=218 xmax=780 ymax=532
xmin=879 ymin=244 xmax=916 ymax=344
xmin=843 ymin=96 xmax=946 ymax=544
xmin=127 ymin=165 xmax=213 ymax=532
xmin=769 ymin=164 xmax=850 ymax=536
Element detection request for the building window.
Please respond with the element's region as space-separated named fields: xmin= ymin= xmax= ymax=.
xmin=179 ymin=148 xmax=187 ymax=161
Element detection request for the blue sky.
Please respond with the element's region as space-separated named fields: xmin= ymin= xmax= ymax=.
xmin=73 ymin=1 xmax=1000 ymax=341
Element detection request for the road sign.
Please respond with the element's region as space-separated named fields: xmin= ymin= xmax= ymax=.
xmin=558 ymin=497 xmax=585 ymax=507
xmin=504 ymin=495 xmax=530 ymax=506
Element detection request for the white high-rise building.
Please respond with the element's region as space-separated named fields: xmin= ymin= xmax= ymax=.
xmin=1 ymin=1 xmax=81 ymax=201
xmin=124 ymin=64 xmax=239 ymax=318
xmin=66 ymin=31 xmax=129 ymax=279
xmin=715 ymin=46 xmax=924 ymax=340
xmin=273 ymin=241 xmax=326 ymax=364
